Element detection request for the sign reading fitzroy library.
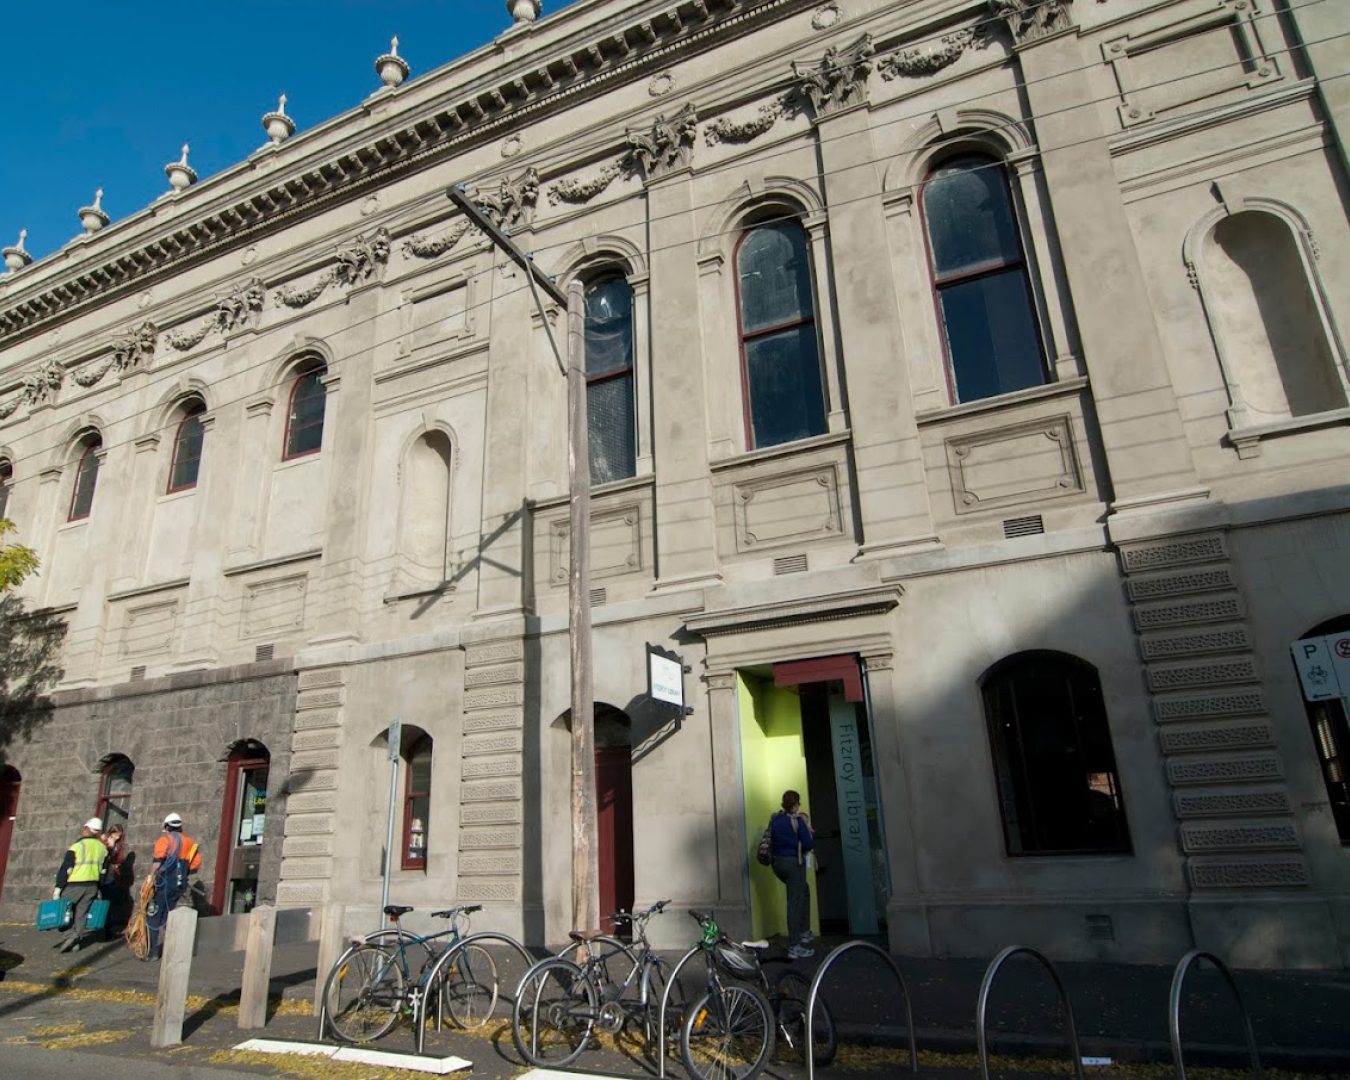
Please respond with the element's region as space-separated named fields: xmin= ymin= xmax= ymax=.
xmin=1291 ymin=633 xmax=1350 ymax=701
xmin=647 ymin=644 xmax=684 ymax=708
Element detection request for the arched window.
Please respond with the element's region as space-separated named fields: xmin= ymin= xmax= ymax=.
xmin=95 ymin=756 xmax=134 ymax=830
xmin=68 ymin=435 xmax=102 ymax=521
xmin=1202 ymin=210 xmax=1346 ymax=422
xmin=283 ymin=363 xmax=328 ymax=459
xmin=734 ymin=220 xmax=827 ymax=449
xmin=1296 ymin=618 xmax=1350 ymax=844
xmin=981 ymin=653 xmax=1130 ymax=856
xmin=0 ymin=459 xmax=11 ymax=521
xmin=584 ymin=273 xmax=637 ymax=484
xmin=167 ymin=402 xmax=207 ymax=493
xmin=402 ymin=735 xmax=432 ymax=870
xmin=921 ymin=154 xmax=1046 ymax=404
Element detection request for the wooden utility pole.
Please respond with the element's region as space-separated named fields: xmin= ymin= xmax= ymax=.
xmin=444 ymin=184 xmax=599 ymax=931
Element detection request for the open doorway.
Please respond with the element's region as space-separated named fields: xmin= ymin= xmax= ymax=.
xmin=739 ymin=656 xmax=889 ymax=939
xmin=595 ymin=705 xmax=634 ymax=935
xmin=212 ymin=742 xmax=270 ymax=914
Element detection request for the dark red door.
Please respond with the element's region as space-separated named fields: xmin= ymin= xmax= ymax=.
xmin=0 ymin=767 xmax=20 ymax=906
xmin=595 ymin=747 xmax=634 ymax=935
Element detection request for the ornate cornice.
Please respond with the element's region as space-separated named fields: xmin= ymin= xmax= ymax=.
xmin=989 ymin=0 xmax=1074 ymax=46
xmin=0 ymin=0 xmax=820 ymax=346
xmin=684 ymin=585 xmax=903 ymax=637
xmin=627 ymin=103 xmax=699 ymax=180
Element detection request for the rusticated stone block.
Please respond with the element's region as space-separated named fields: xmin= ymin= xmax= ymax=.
xmin=463 ymin=711 xmax=522 ymax=733
xmin=296 ymin=688 xmax=344 ymax=711
xmin=294 ymin=709 xmax=341 ymax=731
xmin=285 ymin=791 xmax=339 ymax=814
xmin=457 ymin=878 xmax=520 ymax=902
xmin=1187 ymin=857 xmax=1309 ymax=889
xmin=463 ymin=731 xmax=524 ymax=756
xmin=279 ymin=856 xmax=333 ymax=879
xmin=282 ymin=835 xmax=336 ymax=858
xmin=1160 ymin=723 xmax=1273 ymax=754
xmin=462 ymin=756 xmax=522 ymax=779
xmin=291 ymin=728 xmax=342 ymax=752
xmin=284 ymin=813 xmax=336 ymax=835
xmin=464 ymin=663 xmax=524 ymax=689
xmin=1181 ymin=821 xmax=1300 ymax=853
xmin=1167 ymin=756 xmax=1281 ymax=785
xmin=461 ymin=779 xmax=522 ymax=802
xmin=465 ymin=685 xmax=524 ymax=710
xmin=1153 ymin=690 xmax=1265 ymax=722
xmin=1127 ymin=567 xmax=1235 ymax=601
xmin=1133 ymin=596 xmax=1244 ymax=631
xmin=1173 ymin=790 xmax=1290 ymax=818
xmin=459 ymin=852 xmax=522 ymax=875
xmin=459 ymin=826 xmax=522 ymax=850
xmin=298 ymin=668 xmax=345 ymax=691
xmin=1147 ymin=658 xmax=1259 ymax=691
xmin=1120 ymin=534 xmax=1227 ymax=572
xmin=465 ymin=639 xmax=524 ymax=668
xmin=460 ymin=802 xmax=523 ymax=825
xmin=1140 ymin=625 xmax=1251 ymax=660
xmin=276 ymin=881 xmax=328 ymax=906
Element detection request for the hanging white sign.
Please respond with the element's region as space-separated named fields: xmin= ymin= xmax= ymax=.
xmin=647 ymin=645 xmax=685 ymax=708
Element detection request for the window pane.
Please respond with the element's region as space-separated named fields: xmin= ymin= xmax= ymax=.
xmin=405 ymin=793 xmax=429 ymax=865
xmin=70 ymin=443 xmax=101 ymax=520
xmin=585 ymin=276 xmax=634 ymax=378
xmin=238 ymin=767 xmax=268 ymax=846
xmin=0 ymin=462 xmax=11 ymax=520
xmin=738 ymin=223 xmax=815 ymax=333
xmin=924 ymin=158 xmax=1022 ymax=278
xmin=286 ymin=369 xmax=327 ymax=457
xmin=939 ymin=269 xmax=1045 ymax=403
xmin=744 ymin=325 xmax=827 ymax=449
xmin=169 ymin=413 xmax=205 ymax=491
xmin=588 ymin=374 xmax=636 ymax=485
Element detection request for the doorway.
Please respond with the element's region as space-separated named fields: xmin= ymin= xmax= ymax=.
xmin=594 ymin=707 xmax=634 ymax=935
xmin=0 ymin=766 xmax=19 ymax=905
xmin=212 ymin=743 xmax=270 ymax=915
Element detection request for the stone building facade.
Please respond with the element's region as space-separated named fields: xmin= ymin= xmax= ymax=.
xmin=0 ymin=0 xmax=1348 ymax=967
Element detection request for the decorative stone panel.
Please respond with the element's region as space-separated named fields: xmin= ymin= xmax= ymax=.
xmin=296 ymin=688 xmax=344 ymax=711
xmin=1160 ymin=722 xmax=1273 ymax=754
xmin=463 ymin=731 xmax=524 ymax=756
xmin=465 ymin=685 xmax=524 ymax=710
xmin=465 ymin=640 xmax=524 ymax=667
xmin=464 ymin=663 xmax=524 ymax=688
xmin=282 ymin=835 xmax=336 ymax=858
xmin=464 ymin=711 xmax=523 ymax=734
xmin=279 ymin=856 xmax=334 ymax=879
xmin=459 ymin=852 xmax=523 ymax=876
xmin=732 ymin=466 xmax=843 ymax=551
xmin=461 ymin=802 xmax=523 ymax=825
xmin=1147 ymin=658 xmax=1259 ymax=691
xmin=946 ymin=415 xmax=1083 ymax=515
xmin=1139 ymin=625 xmax=1251 ymax=660
xmin=462 ymin=756 xmax=523 ymax=779
xmin=1187 ymin=858 xmax=1310 ymax=889
xmin=298 ymin=668 xmax=344 ymax=690
xmin=1153 ymin=690 xmax=1265 ymax=722
xmin=284 ymin=813 xmax=337 ymax=835
xmin=551 ymin=504 xmax=643 ymax=582
xmin=1174 ymin=790 xmax=1291 ymax=818
xmin=1127 ymin=567 xmax=1235 ymax=602
xmin=1133 ymin=595 xmax=1244 ymax=631
xmin=291 ymin=728 xmax=342 ymax=751
xmin=1119 ymin=533 xmax=1228 ymax=572
xmin=458 ymin=878 xmax=520 ymax=902
xmin=285 ymin=791 xmax=339 ymax=814
xmin=1167 ymin=755 xmax=1282 ymax=787
xmin=1181 ymin=821 xmax=1300 ymax=852
xmin=458 ymin=827 xmax=522 ymax=849
xmin=294 ymin=709 xmax=341 ymax=731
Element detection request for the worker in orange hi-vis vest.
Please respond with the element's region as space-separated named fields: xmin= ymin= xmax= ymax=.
xmin=145 ymin=812 xmax=202 ymax=961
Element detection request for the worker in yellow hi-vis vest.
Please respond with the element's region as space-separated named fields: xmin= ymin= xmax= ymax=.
xmin=54 ymin=817 xmax=108 ymax=953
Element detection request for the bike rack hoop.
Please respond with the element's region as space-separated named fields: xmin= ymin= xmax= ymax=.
xmin=807 ymin=940 xmax=917 ymax=1079
xmin=976 ymin=945 xmax=1084 ymax=1080
xmin=656 ymin=945 xmax=707 ymax=1079
xmin=415 ymin=931 xmax=536 ymax=1055
xmin=1169 ymin=949 xmax=1262 ymax=1080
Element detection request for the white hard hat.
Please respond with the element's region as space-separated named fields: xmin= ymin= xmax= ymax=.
xmin=163 ymin=812 xmax=183 ymax=828
xmin=84 ymin=817 xmax=104 ymax=832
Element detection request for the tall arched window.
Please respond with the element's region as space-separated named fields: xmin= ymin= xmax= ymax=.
xmin=402 ymin=735 xmax=432 ymax=870
xmin=735 ymin=220 xmax=827 ymax=449
xmin=981 ymin=653 xmax=1130 ymax=856
xmin=167 ymin=401 xmax=207 ymax=493
xmin=68 ymin=434 xmax=102 ymax=521
xmin=584 ymin=273 xmax=637 ymax=484
xmin=0 ymin=459 xmax=12 ymax=521
xmin=921 ymin=155 xmax=1046 ymax=404
xmin=95 ymin=756 xmax=134 ymax=829
xmin=283 ymin=362 xmax=328 ymax=459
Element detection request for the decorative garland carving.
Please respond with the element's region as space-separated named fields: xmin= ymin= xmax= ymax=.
xmin=990 ymin=0 xmax=1074 ymax=45
xmin=704 ymin=99 xmax=788 ymax=146
xmin=402 ymin=221 xmax=473 ymax=258
xmin=793 ymin=33 xmax=875 ymax=118
xmin=70 ymin=355 xmax=116 ymax=388
xmin=471 ymin=168 xmax=540 ymax=229
xmin=547 ymin=164 xmax=624 ymax=205
xmin=277 ymin=272 xmax=335 ymax=309
xmin=277 ymin=230 xmax=391 ymax=308
xmin=163 ymin=319 xmax=215 ymax=352
xmin=626 ymin=103 xmax=698 ymax=180
xmin=880 ymin=30 xmax=974 ymax=79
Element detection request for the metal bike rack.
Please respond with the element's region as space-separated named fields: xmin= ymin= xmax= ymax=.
xmin=1169 ymin=949 xmax=1262 ymax=1080
xmin=656 ymin=944 xmax=707 ymax=1079
xmin=976 ymin=945 xmax=1084 ymax=1080
xmin=415 ymin=931 xmax=536 ymax=1054
xmin=806 ymin=940 xmax=917 ymax=1079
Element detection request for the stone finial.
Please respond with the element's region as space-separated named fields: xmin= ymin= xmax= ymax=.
xmin=165 ymin=143 xmax=198 ymax=192
xmin=79 ymin=188 xmax=110 ymax=235
xmin=2 ymin=228 xmax=32 ymax=272
xmin=376 ymin=35 xmax=410 ymax=88
xmin=508 ymin=0 xmax=542 ymax=25
xmin=262 ymin=93 xmax=296 ymax=145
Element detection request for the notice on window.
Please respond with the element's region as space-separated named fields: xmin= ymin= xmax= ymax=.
xmin=252 ymin=814 xmax=265 ymax=841
xmin=239 ymin=819 xmax=254 ymax=843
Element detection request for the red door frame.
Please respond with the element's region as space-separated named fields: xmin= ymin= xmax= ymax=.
xmin=594 ymin=746 xmax=634 ymax=936
xmin=212 ymin=754 xmax=268 ymax=915
xmin=0 ymin=767 xmax=19 ymax=906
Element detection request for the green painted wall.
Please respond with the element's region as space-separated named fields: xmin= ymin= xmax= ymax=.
xmin=738 ymin=672 xmax=819 ymax=940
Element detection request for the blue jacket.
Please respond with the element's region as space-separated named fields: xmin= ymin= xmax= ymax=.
xmin=769 ymin=811 xmax=815 ymax=860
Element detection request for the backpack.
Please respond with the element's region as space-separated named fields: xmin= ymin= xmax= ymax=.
xmin=756 ymin=822 xmax=773 ymax=865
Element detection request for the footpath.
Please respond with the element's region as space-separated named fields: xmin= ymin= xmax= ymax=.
xmin=2 ymin=921 xmax=1349 ymax=1078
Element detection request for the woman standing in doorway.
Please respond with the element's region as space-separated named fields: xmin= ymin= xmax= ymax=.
xmin=770 ymin=789 xmax=816 ymax=959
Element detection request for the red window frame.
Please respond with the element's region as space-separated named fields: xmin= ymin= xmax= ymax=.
xmin=282 ymin=366 xmax=327 ymax=461
xmin=166 ymin=405 xmax=207 ymax=494
xmin=212 ymin=752 xmax=269 ymax=914
xmin=401 ymin=736 xmax=432 ymax=871
xmin=917 ymin=153 xmax=1045 ymax=404
xmin=68 ymin=440 xmax=102 ymax=522
xmin=0 ymin=460 xmax=11 ymax=521
xmin=732 ymin=221 xmax=821 ymax=451
xmin=95 ymin=756 xmax=134 ymax=829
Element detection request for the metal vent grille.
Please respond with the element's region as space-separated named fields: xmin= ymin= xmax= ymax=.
xmin=255 ymin=643 xmax=275 ymax=663
xmin=589 ymin=588 xmax=607 ymax=606
xmin=1003 ymin=514 xmax=1045 ymax=538
xmin=1086 ymin=914 xmax=1115 ymax=942
xmin=129 ymin=666 xmax=146 ymax=682
xmin=773 ymin=554 xmax=808 ymax=575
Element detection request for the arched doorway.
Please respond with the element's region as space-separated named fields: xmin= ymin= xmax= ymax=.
xmin=213 ymin=741 xmax=271 ymax=914
xmin=594 ymin=706 xmax=634 ymax=935
xmin=0 ymin=766 xmax=19 ymax=905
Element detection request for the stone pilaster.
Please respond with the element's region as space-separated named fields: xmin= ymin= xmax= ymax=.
xmin=705 ymin=670 xmax=750 ymax=935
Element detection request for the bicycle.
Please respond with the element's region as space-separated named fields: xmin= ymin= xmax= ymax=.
xmin=680 ymin=910 xmax=837 ymax=1080
xmin=322 ymin=903 xmax=498 ymax=1043
xmin=512 ymin=899 xmax=683 ymax=1067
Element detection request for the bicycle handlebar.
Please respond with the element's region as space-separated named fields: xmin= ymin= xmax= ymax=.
xmin=430 ymin=904 xmax=482 ymax=919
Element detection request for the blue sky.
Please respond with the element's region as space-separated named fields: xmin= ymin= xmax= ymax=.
xmin=2 ymin=2 xmax=579 ymax=264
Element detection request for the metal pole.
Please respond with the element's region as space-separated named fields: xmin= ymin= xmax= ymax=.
xmin=380 ymin=719 xmax=401 ymax=925
xmin=567 ymin=278 xmax=599 ymax=932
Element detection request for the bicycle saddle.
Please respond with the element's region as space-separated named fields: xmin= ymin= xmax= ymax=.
xmin=568 ymin=929 xmax=608 ymax=942
xmin=383 ymin=904 xmax=414 ymax=918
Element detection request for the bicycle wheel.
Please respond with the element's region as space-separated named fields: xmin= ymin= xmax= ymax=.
xmin=681 ymin=983 xmax=776 ymax=1080
xmin=442 ymin=943 xmax=499 ymax=1029
xmin=557 ymin=934 xmax=637 ymax=1004
xmin=774 ymin=969 xmax=837 ymax=1066
xmin=324 ymin=943 xmax=405 ymax=1043
xmin=640 ymin=955 xmax=687 ymax=1049
xmin=512 ymin=958 xmax=597 ymax=1068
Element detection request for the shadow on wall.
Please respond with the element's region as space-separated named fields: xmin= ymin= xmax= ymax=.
xmin=0 ymin=595 xmax=65 ymax=767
